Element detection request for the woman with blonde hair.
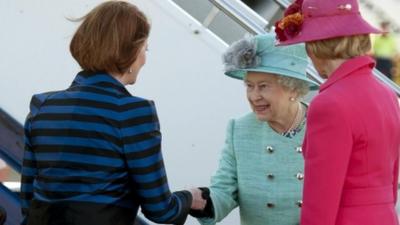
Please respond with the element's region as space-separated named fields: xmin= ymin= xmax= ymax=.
xmin=275 ymin=0 xmax=400 ymax=224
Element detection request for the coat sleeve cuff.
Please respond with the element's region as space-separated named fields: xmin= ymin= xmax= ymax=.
xmin=170 ymin=190 xmax=192 ymax=225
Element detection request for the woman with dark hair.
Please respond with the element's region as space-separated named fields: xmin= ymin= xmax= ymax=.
xmin=20 ymin=2 xmax=204 ymax=225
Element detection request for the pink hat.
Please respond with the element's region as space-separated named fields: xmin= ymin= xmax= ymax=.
xmin=275 ymin=0 xmax=381 ymax=46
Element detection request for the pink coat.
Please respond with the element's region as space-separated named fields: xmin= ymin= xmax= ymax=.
xmin=301 ymin=56 xmax=400 ymax=225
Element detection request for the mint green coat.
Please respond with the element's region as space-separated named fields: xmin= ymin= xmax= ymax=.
xmin=198 ymin=113 xmax=304 ymax=225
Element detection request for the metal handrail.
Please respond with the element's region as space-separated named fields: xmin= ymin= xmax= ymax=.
xmin=0 ymin=108 xmax=24 ymax=173
xmin=208 ymin=0 xmax=400 ymax=96
xmin=208 ymin=0 xmax=268 ymax=35
xmin=273 ymin=0 xmax=292 ymax=9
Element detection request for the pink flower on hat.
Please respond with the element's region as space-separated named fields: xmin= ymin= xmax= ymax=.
xmin=275 ymin=0 xmax=304 ymax=43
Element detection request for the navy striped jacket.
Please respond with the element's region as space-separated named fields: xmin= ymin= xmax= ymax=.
xmin=20 ymin=72 xmax=191 ymax=225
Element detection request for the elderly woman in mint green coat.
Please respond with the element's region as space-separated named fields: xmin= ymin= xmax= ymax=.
xmin=189 ymin=33 xmax=319 ymax=225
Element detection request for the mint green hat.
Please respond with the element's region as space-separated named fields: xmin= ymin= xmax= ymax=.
xmin=223 ymin=33 xmax=319 ymax=90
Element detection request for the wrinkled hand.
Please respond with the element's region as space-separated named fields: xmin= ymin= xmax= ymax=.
xmin=189 ymin=188 xmax=207 ymax=210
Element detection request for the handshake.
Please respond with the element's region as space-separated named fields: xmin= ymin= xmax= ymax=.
xmin=188 ymin=187 xmax=213 ymax=218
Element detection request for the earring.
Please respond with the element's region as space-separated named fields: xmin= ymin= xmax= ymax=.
xmin=128 ymin=68 xmax=133 ymax=74
xmin=290 ymin=97 xmax=296 ymax=101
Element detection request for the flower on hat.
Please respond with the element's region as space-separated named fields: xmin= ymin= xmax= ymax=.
xmin=223 ymin=37 xmax=261 ymax=72
xmin=275 ymin=0 xmax=304 ymax=42
xmin=285 ymin=0 xmax=303 ymax=16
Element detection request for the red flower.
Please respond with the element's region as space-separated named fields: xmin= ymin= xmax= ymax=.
xmin=275 ymin=0 xmax=304 ymax=42
xmin=275 ymin=20 xmax=287 ymax=42
xmin=284 ymin=21 xmax=303 ymax=37
xmin=284 ymin=0 xmax=303 ymax=16
xmin=275 ymin=12 xmax=304 ymax=42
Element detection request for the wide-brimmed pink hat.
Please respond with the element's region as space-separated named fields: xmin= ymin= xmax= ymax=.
xmin=275 ymin=0 xmax=381 ymax=46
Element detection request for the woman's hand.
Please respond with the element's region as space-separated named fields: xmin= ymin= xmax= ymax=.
xmin=189 ymin=188 xmax=207 ymax=210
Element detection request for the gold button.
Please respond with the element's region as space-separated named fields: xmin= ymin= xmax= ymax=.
xmin=266 ymin=202 xmax=275 ymax=208
xmin=296 ymin=146 xmax=302 ymax=153
xmin=266 ymin=146 xmax=274 ymax=153
xmin=296 ymin=173 xmax=304 ymax=180
xmin=296 ymin=200 xmax=303 ymax=207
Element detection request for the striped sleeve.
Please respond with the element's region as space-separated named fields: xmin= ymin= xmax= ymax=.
xmin=20 ymin=96 xmax=41 ymax=225
xmin=119 ymin=99 xmax=191 ymax=224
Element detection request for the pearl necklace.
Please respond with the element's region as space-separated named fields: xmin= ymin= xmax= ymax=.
xmin=282 ymin=102 xmax=303 ymax=135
